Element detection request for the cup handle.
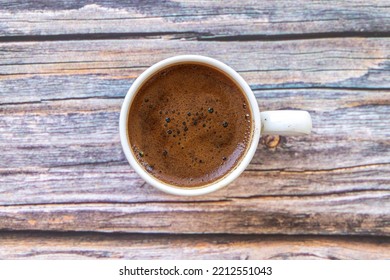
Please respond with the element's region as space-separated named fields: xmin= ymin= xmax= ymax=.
xmin=260 ymin=110 xmax=312 ymax=136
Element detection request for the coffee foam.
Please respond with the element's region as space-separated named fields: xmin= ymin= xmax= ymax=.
xmin=128 ymin=63 xmax=252 ymax=188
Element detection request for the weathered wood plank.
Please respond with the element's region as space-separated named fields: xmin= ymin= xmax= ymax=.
xmin=0 ymin=1 xmax=390 ymax=37
xmin=1 ymin=38 xmax=389 ymax=89
xmin=0 ymin=190 xmax=389 ymax=235
xmin=1 ymin=232 xmax=389 ymax=259
xmin=1 ymin=162 xmax=389 ymax=205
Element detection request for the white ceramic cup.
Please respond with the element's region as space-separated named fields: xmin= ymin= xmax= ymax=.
xmin=120 ymin=55 xmax=312 ymax=196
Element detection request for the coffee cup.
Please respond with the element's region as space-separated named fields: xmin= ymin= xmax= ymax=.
xmin=120 ymin=55 xmax=312 ymax=196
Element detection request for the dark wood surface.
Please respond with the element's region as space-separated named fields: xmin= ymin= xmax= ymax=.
xmin=0 ymin=0 xmax=389 ymax=259
xmin=1 ymin=232 xmax=390 ymax=260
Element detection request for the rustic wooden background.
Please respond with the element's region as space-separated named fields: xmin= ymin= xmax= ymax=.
xmin=0 ymin=0 xmax=389 ymax=259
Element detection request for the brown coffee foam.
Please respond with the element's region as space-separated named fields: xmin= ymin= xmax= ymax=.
xmin=128 ymin=63 xmax=251 ymax=188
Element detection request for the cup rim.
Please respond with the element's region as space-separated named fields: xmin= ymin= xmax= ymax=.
xmin=119 ymin=55 xmax=261 ymax=196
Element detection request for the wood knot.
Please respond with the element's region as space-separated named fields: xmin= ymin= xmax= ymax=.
xmin=261 ymin=135 xmax=280 ymax=149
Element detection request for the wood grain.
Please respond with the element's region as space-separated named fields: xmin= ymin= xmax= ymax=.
xmin=1 ymin=232 xmax=389 ymax=260
xmin=1 ymin=0 xmax=390 ymax=38
xmin=0 ymin=193 xmax=389 ymax=234
xmin=1 ymin=38 xmax=390 ymax=90
xmin=1 ymin=40 xmax=389 ymax=234
xmin=0 ymin=0 xmax=389 ymax=245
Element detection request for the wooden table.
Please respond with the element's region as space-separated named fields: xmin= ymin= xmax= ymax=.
xmin=1 ymin=1 xmax=389 ymax=259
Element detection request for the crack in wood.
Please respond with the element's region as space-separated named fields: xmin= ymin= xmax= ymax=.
xmin=198 ymin=31 xmax=390 ymax=41
xmin=0 ymin=96 xmax=124 ymax=106
xmin=1 ymin=89 xmax=389 ymax=106
xmin=0 ymin=188 xmax=388 ymax=208
xmin=0 ymin=32 xmax=211 ymax=43
xmin=3 ymin=12 xmax=266 ymax=23
xmin=246 ymin=162 xmax=390 ymax=174
xmin=227 ymin=189 xmax=390 ymax=200
xmin=0 ymin=199 xmax=233 ymax=208
xmin=1 ymin=162 xmax=389 ymax=175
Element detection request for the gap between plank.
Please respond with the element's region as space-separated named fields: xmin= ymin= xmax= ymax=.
xmin=0 ymin=230 xmax=390 ymax=241
xmin=1 ymin=31 xmax=390 ymax=43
